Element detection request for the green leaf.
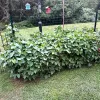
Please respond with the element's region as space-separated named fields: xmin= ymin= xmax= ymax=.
xmin=17 ymin=74 xmax=20 ymax=78
xmin=9 ymin=52 xmax=14 ymax=58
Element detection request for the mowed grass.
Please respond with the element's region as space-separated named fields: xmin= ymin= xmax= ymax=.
xmin=0 ymin=22 xmax=100 ymax=47
xmin=0 ymin=64 xmax=100 ymax=100
xmin=17 ymin=22 xmax=100 ymax=39
xmin=0 ymin=22 xmax=100 ymax=100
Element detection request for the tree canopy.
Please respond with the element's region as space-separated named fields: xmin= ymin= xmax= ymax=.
xmin=0 ymin=0 xmax=99 ymax=24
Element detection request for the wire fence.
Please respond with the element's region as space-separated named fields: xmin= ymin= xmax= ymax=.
xmin=0 ymin=1 xmax=100 ymax=51
xmin=10 ymin=1 xmax=99 ymax=26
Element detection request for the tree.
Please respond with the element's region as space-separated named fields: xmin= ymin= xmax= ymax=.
xmin=0 ymin=0 xmax=99 ymax=23
xmin=0 ymin=0 xmax=9 ymax=23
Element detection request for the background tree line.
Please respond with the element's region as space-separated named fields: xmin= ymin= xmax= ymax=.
xmin=0 ymin=0 xmax=99 ymax=26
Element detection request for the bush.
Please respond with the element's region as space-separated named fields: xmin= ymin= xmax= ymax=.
xmin=15 ymin=20 xmax=33 ymax=29
xmin=30 ymin=0 xmax=83 ymax=25
xmin=0 ymin=27 xmax=100 ymax=80
xmin=0 ymin=23 xmax=6 ymax=31
xmin=78 ymin=8 xmax=95 ymax=22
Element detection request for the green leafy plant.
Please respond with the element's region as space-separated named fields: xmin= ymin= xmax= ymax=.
xmin=15 ymin=20 xmax=33 ymax=29
xmin=0 ymin=26 xmax=100 ymax=80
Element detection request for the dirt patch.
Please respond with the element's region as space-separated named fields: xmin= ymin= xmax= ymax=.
xmin=0 ymin=87 xmax=24 ymax=100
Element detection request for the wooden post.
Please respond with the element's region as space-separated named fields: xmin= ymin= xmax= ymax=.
xmin=62 ymin=0 xmax=65 ymax=30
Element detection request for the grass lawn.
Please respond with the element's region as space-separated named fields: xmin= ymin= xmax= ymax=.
xmin=0 ymin=22 xmax=100 ymax=100
xmin=0 ymin=22 xmax=100 ymax=48
xmin=17 ymin=22 xmax=100 ymax=39
xmin=0 ymin=64 xmax=100 ymax=100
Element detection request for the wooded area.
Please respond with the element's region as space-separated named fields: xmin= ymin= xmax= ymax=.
xmin=0 ymin=0 xmax=99 ymax=24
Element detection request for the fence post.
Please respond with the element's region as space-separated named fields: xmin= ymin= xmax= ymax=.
xmin=9 ymin=0 xmax=15 ymax=39
xmin=62 ymin=0 xmax=65 ymax=30
xmin=38 ymin=0 xmax=42 ymax=35
xmin=94 ymin=9 xmax=98 ymax=32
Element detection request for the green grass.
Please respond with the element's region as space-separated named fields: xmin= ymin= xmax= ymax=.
xmin=17 ymin=22 xmax=100 ymax=39
xmin=0 ymin=22 xmax=100 ymax=48
xmin=0 ymin=64 xmax=100 ymax=100
xmin=0 ymin=22 xmax=100 ymax=100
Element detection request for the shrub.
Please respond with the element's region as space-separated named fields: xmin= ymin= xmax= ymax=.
xmin=15 ymin=20 xmax=33 ymax=29
xmin=0 ymin=23 xmax=6 ymax=31
xmin=0 ymin=27 xmax=100 ymax=80
xmin=78 ymin=8 xmax=95 ymax=22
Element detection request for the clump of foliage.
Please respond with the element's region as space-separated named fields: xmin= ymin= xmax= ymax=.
xmin=0 ymin=23 xmax=6 ymax=31
xmin=0 ymin=26 xmax=100 ymax=80
xmin=78 ymin=8 xmax=95 ymax=23
xmin=15 ymin=20 xmax=33 ymax=29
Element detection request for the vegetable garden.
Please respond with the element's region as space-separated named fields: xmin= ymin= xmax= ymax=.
xmin=1 ymin=0 xmax=100 ymax=99
xmin=0 ymin=25 xmax=100 ymax=80
xmin=0 ymin=23 xmax=100 ymax=99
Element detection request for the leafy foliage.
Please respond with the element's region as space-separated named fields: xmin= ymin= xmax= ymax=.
xmin=0 ymin=0 xmax=99 ymax=24
xmin=79 ymin=8 xmax=95 ymax=22
xmin=0 ymin=26 xmax=100 ymax=80
xmin=15 ymin=20 xmax=33 ymax=29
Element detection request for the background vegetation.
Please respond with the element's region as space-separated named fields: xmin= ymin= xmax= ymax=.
xmin=0 ymin=0 xmax=99 ymax=26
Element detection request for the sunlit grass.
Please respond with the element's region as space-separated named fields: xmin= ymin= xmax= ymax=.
xmin=16 ymin=22 xmax=100 ymax=39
